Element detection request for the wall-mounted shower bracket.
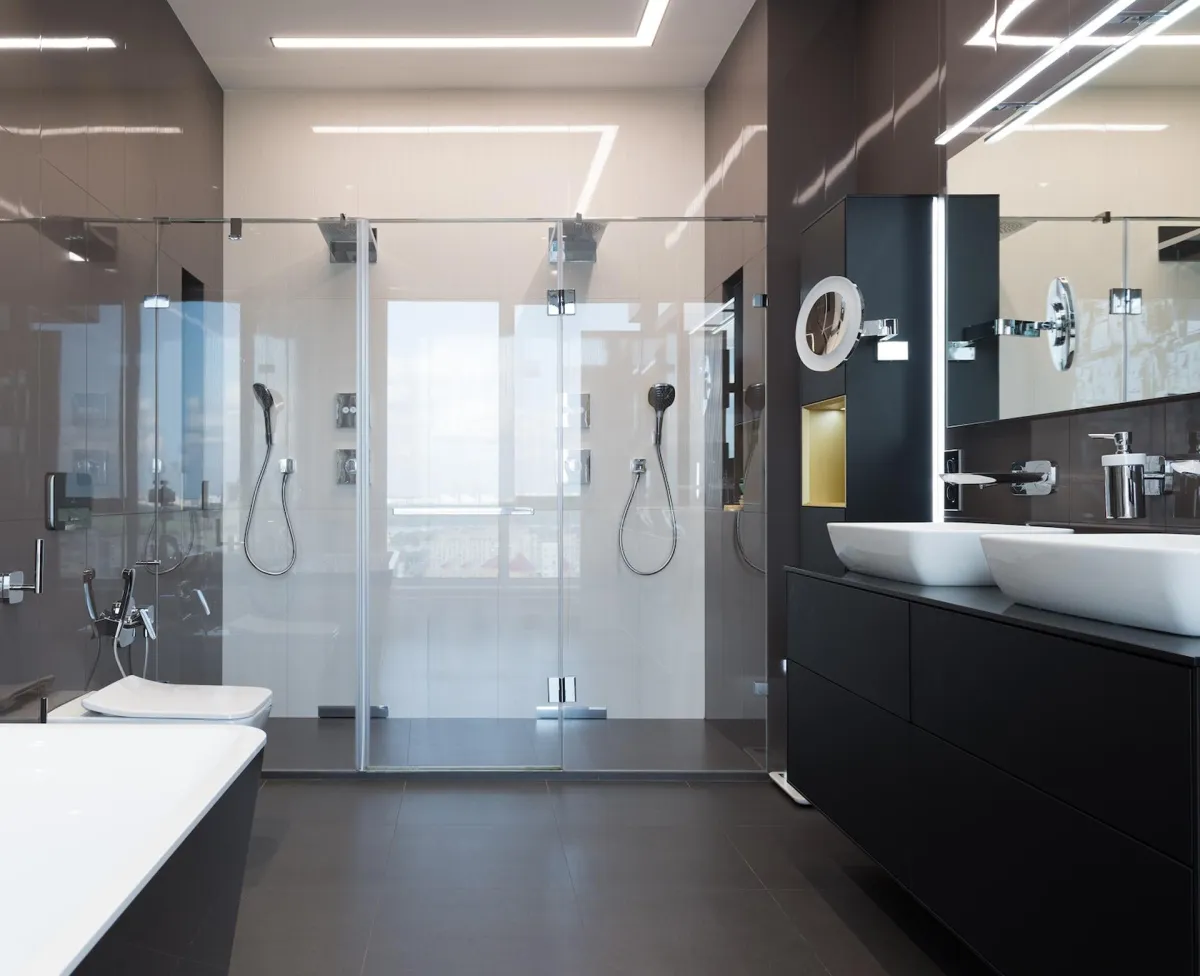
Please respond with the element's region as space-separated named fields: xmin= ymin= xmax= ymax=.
xmin=631 ymin=458 xmax=648 ymax=475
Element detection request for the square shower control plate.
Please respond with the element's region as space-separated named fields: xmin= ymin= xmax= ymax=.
xmin=335 ymin=393 xmax=357 ymax=429
xmin=336 ymin=449 xmax=357 ymax=486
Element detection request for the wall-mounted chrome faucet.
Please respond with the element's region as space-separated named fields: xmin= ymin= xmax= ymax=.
xmin=1089 ymin=431 xmax=1200 ymax=520
xmin=941 ymin=460 xmax=1058 ymax=497
xmin=83 ymin=568 xmax=157 ymax=647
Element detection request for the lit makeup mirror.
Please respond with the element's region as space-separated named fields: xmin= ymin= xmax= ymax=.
xmin=795 ymin=276 xmax=900 ymax=372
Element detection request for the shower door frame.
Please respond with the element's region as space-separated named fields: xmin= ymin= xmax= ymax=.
xmin=353 ymin=217 xmax=569 ymax=772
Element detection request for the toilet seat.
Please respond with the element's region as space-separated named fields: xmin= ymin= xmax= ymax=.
xmin=50 ymin=677 xmax=273 ymax=729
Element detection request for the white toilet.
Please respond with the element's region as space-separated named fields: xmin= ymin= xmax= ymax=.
xmin=49 ymin=676 xmax=273 ymax=730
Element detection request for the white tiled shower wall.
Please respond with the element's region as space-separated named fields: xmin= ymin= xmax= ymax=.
xmin=220 ymin=90 xmax=724 ymax=719
xmin=949 ymin=87 xmax=1200 ymax=418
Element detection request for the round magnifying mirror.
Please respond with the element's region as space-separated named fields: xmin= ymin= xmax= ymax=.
xmin=795 ymin=276 xmax=865 ymax=372
xmin=1045 ymin=276 xmax=1076 ymax=373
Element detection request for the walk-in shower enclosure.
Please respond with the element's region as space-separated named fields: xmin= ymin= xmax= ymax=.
xmin=126 ymin=215 xmax=768 ymax=773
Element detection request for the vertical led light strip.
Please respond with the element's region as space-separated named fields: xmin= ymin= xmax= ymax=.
xmin=354 ymin=217 xmax=372 ymax=772
xmin=930 ymin=196 xmax=947 ymax=523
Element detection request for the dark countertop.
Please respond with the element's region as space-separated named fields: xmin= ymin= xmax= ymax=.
xmin=787 ymin=567 xmax=1200 ymax=668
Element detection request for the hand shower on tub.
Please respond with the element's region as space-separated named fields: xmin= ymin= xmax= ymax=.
xmin=244 ymin=382 xmax=298 ymax=576
xmin=619 ymin=384 xmax=679 ymax=576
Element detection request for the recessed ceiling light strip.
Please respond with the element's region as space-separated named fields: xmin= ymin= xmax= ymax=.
xmin=273 ymin=0 xmax=669 ymax=51
xmin=936 ymin=0 xmax=1138 ymax=146
xmin=0 ymin=36 xmax=116 ymax=50
xmin=987 ymin=0 xmax=1200 ymax=142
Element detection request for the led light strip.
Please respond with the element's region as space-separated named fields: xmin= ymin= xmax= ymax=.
xmin=987 ymin=0 xmax=1200 ymax=142
xmin=0 ymin=36 xmax=115 ymax=50
xmin=273 ymin=0 xmax=668 ymax=49
xmin=936 ymin=0 xmax=1138 ymax=146
xmin=930 ymin=196 xmax=947 ymax=523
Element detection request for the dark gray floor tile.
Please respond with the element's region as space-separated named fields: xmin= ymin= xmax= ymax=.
xmin=254 ymin=780 xmax=404 ymax=826
xmin=369 ymin=887 xmax=583 ymax=950
xmin=405 ymin=718 xmax=562 ymax=768
xmin=563 ymin=719 xmax=762 ymax=772
xmin=726 ymin=815 xmax=876 ymax=890
xmin=228 ymin=939 xmax=367 ymax=976
xmin=561 ymin=824 xmax=764 ymax=892
xmin=397 ymin=781 xmax=555 ymax=825
xmin=686 ymin=782 xmax=804 ymax=824
xmin=551 ymin=782 xmax=719 ymax=826
xmin=386 ymin=824 xmax=573 ymax=889
xmin=233 ymin=884 xmax=382 ymax=948
xmin=263 ymin=718 xmax=360 ymax=772
xmin=773 ymin=879 xmax=992 ymax=976
xmin=250 ymin=823 xmax=397 ymax=888
xmin=362 ymin=934 xmax=611 ymax=976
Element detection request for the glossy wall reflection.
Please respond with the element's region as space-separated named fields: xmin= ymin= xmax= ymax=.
xmin=0 ymin=0 xmax=223 ymax=710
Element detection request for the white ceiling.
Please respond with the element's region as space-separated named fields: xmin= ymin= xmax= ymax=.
xmin=166 ymin=0 xmax=757 ymax=90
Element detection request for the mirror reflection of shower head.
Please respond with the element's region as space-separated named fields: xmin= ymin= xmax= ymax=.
xmin=648 ymin=383 xmax=676 ymax=447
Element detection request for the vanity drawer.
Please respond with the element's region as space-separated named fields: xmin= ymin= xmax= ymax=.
xmin=788 ymin=665 xmax=912 ymax=885
xmin=911 ymin=605 xmax=1193 ymax=864
xmin=908 ymin=726 xmax=1194 ymax=976
xmin=788 ymin=574 xmax=909 ymax=718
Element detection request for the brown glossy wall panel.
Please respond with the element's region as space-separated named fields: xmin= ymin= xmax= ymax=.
xmin=0 ymin=0 xmax=224 ymax=699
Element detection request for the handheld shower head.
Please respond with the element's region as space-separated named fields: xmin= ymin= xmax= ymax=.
xmin=745 ymin=382 xmax=766 ymax=420
xmin=648 ymin=383 xmax=676 ymax=446
xmin=252 ymin=382 xmax=277 ymax=447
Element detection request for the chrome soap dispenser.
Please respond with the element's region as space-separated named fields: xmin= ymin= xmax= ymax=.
xmin=1089 ymin=431 xmax=1152 ymax=519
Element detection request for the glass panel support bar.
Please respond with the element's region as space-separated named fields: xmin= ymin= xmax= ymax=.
xmin=391 ymin=506 xmax=535 ymax=517
xmin=354 ymin=218 xmax=372 ymax=772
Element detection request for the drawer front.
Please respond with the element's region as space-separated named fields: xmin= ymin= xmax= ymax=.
xmin=911 ymin=605 xmax=1193 ymax=864
xmin=909 ymin=727 xmax=1194 ymax=976
xmin=788 ymin=665 xmax=912 ymax=885
xmin=788 ymin=574 xmax=909 ymax=718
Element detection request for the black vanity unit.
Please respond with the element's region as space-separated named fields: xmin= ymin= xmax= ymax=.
xmin=786 ymin=568 xmax=1200 ymax=976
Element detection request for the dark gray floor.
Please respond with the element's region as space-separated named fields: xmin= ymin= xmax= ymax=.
xmin=232 ymin=780 xmax=993 ymax=976
xmin=263 ymin=718 xmax=765 ymax=773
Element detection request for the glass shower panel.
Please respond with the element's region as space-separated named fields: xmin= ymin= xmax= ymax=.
xmin=560 ymin=217 xmax=769 ymax=773
xmin=364 ymin=220 xmax=564 ymax=770
xmin=213 ymin=220 xmax=359 ymax=772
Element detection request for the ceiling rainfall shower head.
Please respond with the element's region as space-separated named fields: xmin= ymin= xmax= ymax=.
xmin=648 ymin=383 xmax=676 ymax=446
xmin=745 ymin=382 xmax=766 ymax=418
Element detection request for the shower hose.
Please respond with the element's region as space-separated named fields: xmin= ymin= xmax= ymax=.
xmin=618 ymin=442 xmax=679 ymax=576
xmin=734 ymin=435 xmax=765 ymax=575
xmin=244 ymin=441 xmax=298 ymax=576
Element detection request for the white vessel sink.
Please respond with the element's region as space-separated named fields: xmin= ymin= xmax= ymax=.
xmin=982 ymin=533 xmax=1200 ymax=637
xmin=828 ymin=522 xmax=1074 ymax=587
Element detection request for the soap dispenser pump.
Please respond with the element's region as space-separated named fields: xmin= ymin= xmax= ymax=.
xmin=1089 ymin=431 xmax=1148 ymax=519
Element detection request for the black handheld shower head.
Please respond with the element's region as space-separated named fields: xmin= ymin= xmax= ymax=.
xmin=253 ymin=382 xmax=276 ymax=447
xmin=745 ymin=383 xmax=766 ymax=420
xmin=648 ymin=383 xmax=676 ymax=446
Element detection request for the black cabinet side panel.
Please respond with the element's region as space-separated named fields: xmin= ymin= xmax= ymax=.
xmin=788 ymin=665 xmax=912 ymax=885
xmin=909 ymin=727 xmax=1194 ymax=976
xmin=845 ymin=196 xmax=933 ymax=523
xmin=798 ymin=199 xmax=847 ymax=406
xmin=789 ymin=573 xmax=909 ymax=718
xmin=912 ymin=605 xmax=1193 ymax=865
xmin=798 ymin=507 xmax=844 ymax=575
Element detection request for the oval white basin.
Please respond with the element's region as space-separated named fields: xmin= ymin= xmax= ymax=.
xmin=982 ymin=533 xmax=1200 ymax=637
xmin=828 ymin=522 xmax=1074 ymax=587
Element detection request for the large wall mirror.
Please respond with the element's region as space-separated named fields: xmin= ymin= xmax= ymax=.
xmin=946 ymin=2 xmax=1200 ymax=427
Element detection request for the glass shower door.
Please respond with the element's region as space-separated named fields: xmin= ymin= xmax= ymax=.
xmin=364 ymin=220 xmax=565 ymax=769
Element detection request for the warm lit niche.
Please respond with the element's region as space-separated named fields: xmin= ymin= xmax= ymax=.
xmin=802 ymin=395 xmax=847 ymax=508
